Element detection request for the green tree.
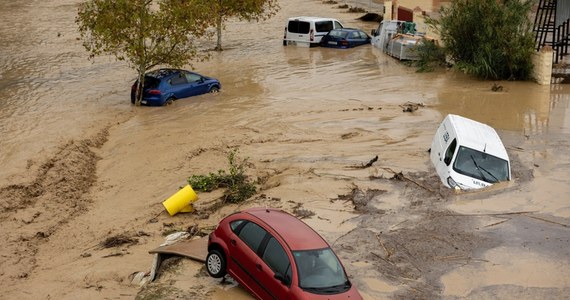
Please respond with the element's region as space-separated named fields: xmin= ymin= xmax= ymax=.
xmin=76 ymin=0 xmax=214 ymax=105
xmin=430 ymin=0 xmax=535 ymax=80
xmin=200 ymin=0 xmax=279 ymax=51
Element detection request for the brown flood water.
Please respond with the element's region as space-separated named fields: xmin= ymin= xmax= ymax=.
xmin=0 ymin=0 xmax=569 ymax=299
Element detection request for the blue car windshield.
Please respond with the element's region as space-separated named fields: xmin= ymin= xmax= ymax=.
xmin=453 ymin=146 xmax=509 ymax=183
xmin=293 ymin=248 xmax=349 ymax=292
xmin=328 ymin=30 xmax=348 ymax=38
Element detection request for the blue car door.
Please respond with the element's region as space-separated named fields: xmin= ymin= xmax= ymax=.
xmin=350 ymin=31 xmax=366 ymax=46
xmin=168 ymin=73 xmax=190 ymax=99
xmin=184 ymin=72 xmax=209 ymax=96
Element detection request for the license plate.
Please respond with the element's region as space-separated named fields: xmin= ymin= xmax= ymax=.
xmin=328 ymin=41 xmax=337 ymax=45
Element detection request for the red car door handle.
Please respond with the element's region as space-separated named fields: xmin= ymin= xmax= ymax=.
xmin=256 ymin=264 xmax=262 ymax=270
xmin=230 ymin=239 xmax=236 ymax=246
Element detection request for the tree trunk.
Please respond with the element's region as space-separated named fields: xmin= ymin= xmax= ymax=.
xmin=135 ymin=1 xmax=146 ymax=106
xmin=136 ymin=67 xmax=145 ymax=106
xmin=216 ymin=12 xmax=223 ymax=51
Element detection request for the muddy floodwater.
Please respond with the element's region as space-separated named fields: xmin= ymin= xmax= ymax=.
xmin=1 ymin=0 xmax=569 ymax=299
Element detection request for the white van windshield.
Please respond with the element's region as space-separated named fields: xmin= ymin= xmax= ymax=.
xmin=453 ymin=146 xmax=509 ymax=183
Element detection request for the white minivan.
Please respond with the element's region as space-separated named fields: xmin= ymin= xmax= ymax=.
xmin=430 ymin=114 xmax=511 ymax=190
xmin=283 ymin=16 xmax=344 ymax=47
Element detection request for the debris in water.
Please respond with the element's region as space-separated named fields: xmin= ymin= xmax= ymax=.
xmin=100 ymin=234 xmax=138 ymax=248
xmin=293 ymin=208 xmax=316 ymax=219
xmin=491 ymin=83 xmax=503 ymax=92
xmin=400 ymin=102 xmax=425 ymax=113
xmin=358 ymin=13 xmax=383 ymax=22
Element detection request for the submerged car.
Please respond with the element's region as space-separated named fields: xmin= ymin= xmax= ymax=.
xmin=206 ymin=207 xmax=363 ymax=300
xmin=130 ymin=68 xmax=221 ymax=106
xmin=283 ymin=16 xmax=344 ymax=47
xmin=430 ymin=114 xmax=511 ymax=190
xmin=319 ymin=28 xmax=371 ymax=49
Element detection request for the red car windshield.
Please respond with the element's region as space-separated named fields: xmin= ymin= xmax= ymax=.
xmin=293 ymin=248 xmax=350 ymax=293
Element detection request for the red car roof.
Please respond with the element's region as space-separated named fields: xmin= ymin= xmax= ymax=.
xmin=244 ymin=208 xmax=329 ymax=251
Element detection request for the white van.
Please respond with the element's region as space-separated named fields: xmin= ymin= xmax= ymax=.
xmin=283 ymin=16 xmax=344 ymax=47
xmin=430 ymin=114 xmax=511 ymax=190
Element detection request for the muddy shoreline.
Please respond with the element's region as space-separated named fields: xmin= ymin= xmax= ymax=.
xmin=1 ymin=0 xmax=569 ymax=299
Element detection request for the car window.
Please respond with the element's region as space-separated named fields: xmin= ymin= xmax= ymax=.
xmin=453 ymin=146 xmax=510 ymax=183
xmin=261 ymin=237 xmax=291 ymax=280
xmin=315 ymin=21 xmax=333 ymax=33
xmin=288 ymin=20 xmax=310 ymax=34
xmin=359 ymin=31 xmax=369 ymax=39
xmin=334 ymin=21 xmax=343 ymax=29
xmin=185 ymin=72 xmax=202 ymax=83
xmin=329 ymin=30 xmax=347 ymax=38
xmin=143 ymin=76 xmax=160 ymax=89
xmin=444 ymin=138 xmax=457 ymax=166
xmin=169 ymin=74 xmax=188 ymax=86
xmin=230 ymin=220 xmax=245 ymax=233
xmin=238 ymin=222 xmax=267 ymax=252
xmin=349 ymin=32 xmax=359 ymax=39
xmin=293 ymin=248 xmax=347 ymax=289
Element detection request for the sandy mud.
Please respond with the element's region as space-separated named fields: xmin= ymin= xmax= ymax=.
xmin=0 ymin=0 xmax=569 ymax=299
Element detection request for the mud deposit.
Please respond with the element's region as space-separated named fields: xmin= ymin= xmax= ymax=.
xmin=1 ymin=0 xmax=570 ymax=299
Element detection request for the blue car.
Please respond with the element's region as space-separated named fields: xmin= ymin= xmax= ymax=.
xmin=319 ymin=28 xmax=371 ymax=49
xmin=130 ymin=69 xmax=221 ymax=106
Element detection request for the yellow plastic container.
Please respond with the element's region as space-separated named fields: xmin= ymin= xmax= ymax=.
xmin=162 ymin=185 xmax=199 ymax=216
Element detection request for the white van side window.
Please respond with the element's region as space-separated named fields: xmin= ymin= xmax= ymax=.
xmin=444 ymin=139 xmax=457 ymax=166
xmin=315 ymin=21 xmax=333 ymax=33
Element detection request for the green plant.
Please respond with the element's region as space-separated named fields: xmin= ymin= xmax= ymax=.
xmin=188 ymin=149 xmax=256 ymax=203
xmin=409 ymin=39 xmax=447 ymax=72
xmin=428 ymin=0 xmax=535 ymax=80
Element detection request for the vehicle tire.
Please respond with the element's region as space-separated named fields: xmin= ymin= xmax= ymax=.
xmin=164 ymin=97 xmax=175 ymax=106
xmin=206 ymin=249 xmax=226 ymax=278
xmin=209 ymin=86 xmax=220 ymax=93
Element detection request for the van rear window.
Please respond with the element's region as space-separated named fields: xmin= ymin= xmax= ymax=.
xmin=315 ymin=21 xmax=333 ymax=33
xmin=288 ymin=20 xmax=310 ymax=34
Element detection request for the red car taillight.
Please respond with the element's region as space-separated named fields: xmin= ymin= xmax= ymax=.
xmin=340 ymin=40 xmax=349 ymax=46
xmin=148 ymin=89 xmax=161 ymax=95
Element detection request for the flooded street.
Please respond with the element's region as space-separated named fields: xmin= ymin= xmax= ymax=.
xmin=0 ymin=0 xmax=569 ymax=299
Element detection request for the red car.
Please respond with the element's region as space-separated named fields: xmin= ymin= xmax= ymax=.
xmin=206 ymin=207 xmax=363 ymax=299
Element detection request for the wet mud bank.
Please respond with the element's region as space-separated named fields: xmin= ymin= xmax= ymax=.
xmin=0 ymin=0 xmax=569 ymax=299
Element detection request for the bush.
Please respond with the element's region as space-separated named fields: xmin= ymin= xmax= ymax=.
xmin=188 ymin=149 xmax=256 ymax=204
xmin=430 ymin=0 xmax=535 ymax=80
xmin=409 ymin=39 xmax=447 ymax=72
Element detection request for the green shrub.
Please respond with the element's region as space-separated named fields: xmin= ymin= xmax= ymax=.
xmin=429 ymin=0 xmax=535 ymax=80
xmin=409 ymin=39 xmax=447 ymax=72
xmin=188 ymin=149 xmax=256 ymax=203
